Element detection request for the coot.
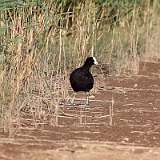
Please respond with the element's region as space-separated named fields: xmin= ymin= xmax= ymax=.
xmin=70 ymin=56 xmax=98 ymax=105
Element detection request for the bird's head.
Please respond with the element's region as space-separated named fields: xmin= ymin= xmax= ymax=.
xmin=84 ymin=56 xmax=98 ymax=67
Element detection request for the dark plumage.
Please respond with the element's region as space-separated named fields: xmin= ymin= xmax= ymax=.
xmin=69 ymin=56 xmax=98 ymax=105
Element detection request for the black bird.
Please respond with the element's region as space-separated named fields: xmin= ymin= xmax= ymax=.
xmin=69 ymin=56 xmax=98 ymax=105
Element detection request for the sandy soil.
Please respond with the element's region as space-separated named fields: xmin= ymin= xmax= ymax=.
xmin=1 ymin=61 xmax=160 ymax=160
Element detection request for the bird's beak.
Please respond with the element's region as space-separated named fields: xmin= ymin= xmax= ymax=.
xmin=94 ymin=60 xmax=98 ymax=65
xmin=93 ymin=57 xmax=98 ymax=65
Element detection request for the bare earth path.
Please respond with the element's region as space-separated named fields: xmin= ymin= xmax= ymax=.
xmin=1 ymin=61 xmax=160 ymax=160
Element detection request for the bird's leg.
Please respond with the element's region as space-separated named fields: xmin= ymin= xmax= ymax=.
xmin=86 ymin=92 xmax=90 ymax=106
xmin=81 ymin=92 xmax=89 ymax=125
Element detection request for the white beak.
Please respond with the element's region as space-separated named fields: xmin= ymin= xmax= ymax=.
xmin=93 ymin=57 xmax=98 ymax=65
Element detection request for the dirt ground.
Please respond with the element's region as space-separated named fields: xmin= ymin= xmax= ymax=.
xmin=1 ymin=61 xmax=160 ymax=160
